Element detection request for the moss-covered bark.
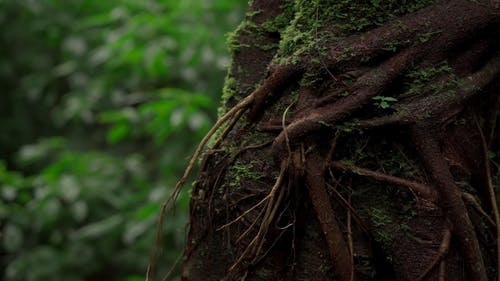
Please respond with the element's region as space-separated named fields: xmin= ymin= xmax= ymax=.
xmin=180 ymin=1 xmax=500 ymax=280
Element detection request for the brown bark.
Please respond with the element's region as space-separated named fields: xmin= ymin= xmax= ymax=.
xmin=158 ymin=0 xmax=500 ymax=280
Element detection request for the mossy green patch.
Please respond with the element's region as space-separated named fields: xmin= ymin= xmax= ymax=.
xmin=403 ymin=62 xmax=463 ymax=100
xmin=226 ymin=160 xmax=263 ymax=188
xmin=276 ymin=0 xmax=440 ymax=64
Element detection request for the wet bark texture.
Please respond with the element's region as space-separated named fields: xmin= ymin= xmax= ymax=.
xmin=181 ymin=0 xmax=500 ymax=280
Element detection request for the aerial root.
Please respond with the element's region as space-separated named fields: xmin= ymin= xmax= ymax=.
xmin=228 ymin=161 xmax=287 ymax=272
xmin=209 ymin=140 xmax=274 ymax=216
xmin=147 ymin=91 xmax=256 ymax=281
xmin=416 ymin=228 xmax=452 ymax=281
xmin=211 ymin=106 xmax=246 ymax=149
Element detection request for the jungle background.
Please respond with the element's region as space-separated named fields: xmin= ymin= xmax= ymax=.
xmin=0 ymin=0 xmax=247 ymax=280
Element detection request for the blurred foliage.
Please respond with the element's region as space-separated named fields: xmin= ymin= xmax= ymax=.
xmin=0 ymin=0 xmax=247 ymax=280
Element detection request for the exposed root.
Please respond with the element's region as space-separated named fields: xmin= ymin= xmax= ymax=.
xmin=417 ymin=228 xmax=452 ymax=281
xmin=306 ymin=149 xmax=355 ymax=281
xmin=180 ymin=1 xmax=500 ymax=279
xmin=412 ymin=126 xmax=487 ymax=281
xmin=462 ymin=192 xmax=496 ymax=228
xmin=330 ymin=161 xmax=435 ymax=201
xmin=364 ymin=51 xmax=500 ymax=128
xmin=272 ymin=46 xmax=424 ymax=161
xmin=325 ymin=0 xmax=500 ymax=67
xmin=326 ymin=182 xmax=371 ymax=236
xmin=248 ymin=64 xmax=303 ymax=121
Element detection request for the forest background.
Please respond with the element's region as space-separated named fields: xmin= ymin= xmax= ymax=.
xmin=0 ymin=1 xmax=247 ymax=280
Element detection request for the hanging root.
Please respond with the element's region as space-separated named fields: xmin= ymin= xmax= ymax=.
xmin=228 ymin=161 xmax=288 ymax=272
xmin=147 ymin=91 xmax=257 ymax=280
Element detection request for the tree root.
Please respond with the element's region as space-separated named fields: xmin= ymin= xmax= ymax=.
xmin=416 ymin=228 xmax=452 ymax=281
xmin=175 ymin=1 xmax=500 ymax=280
xmin=330 ymin=161 xmax=435 ymax=201
xmin=324 ymin=0 xmax=500 ymax=68
xmin=306 ymin=148 xmax=355 ymax=281
xmin=412 ymin=127 xmax=487 ymax=281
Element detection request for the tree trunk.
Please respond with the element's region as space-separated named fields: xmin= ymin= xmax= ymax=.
xmin=180 ymin=1 xmax=500 ymax=280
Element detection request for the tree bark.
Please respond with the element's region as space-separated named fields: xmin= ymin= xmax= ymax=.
xmin=180 ymin=1 xmax=500 ymax=280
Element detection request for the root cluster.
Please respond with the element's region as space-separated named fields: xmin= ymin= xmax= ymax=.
xmin=151 ymin=1 xmax=500 ymax=280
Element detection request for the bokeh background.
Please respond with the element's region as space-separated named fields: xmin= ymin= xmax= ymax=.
xmin=0 ymin=1 xmax=247 ymax=280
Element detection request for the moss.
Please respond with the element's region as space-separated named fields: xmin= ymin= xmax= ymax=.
xmin=403 ymin=63 xmax=463 ymax=100
xmin=226 ymin=160 xmax=263 ymax=188
xmin=242 ymin=124 xmax=273 ymax=146
xmin=260 ymin=2 xmax=295 ymax=34
xmin=225 ymin=20 xmax=255 ymax=53
xmin=276 ymin=0 xmax=441 ymax=64
xmin=221 ymin=76 xmax=237 ymax=104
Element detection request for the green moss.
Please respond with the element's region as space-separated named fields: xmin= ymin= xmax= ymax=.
xmin=226 ymin=160 xmax=263 ymax=188
xmin=225 ymin=20 xmax=254 ymax=53
xmin=261 ymin=2 xmax=295 ymax=34
xmin=275 ymin=0 xmax=441 ymax=65
xmin=221 ymin=76 xmax=237 ymax=103
xmin=404 ymin=63 xmax=463 ymax=99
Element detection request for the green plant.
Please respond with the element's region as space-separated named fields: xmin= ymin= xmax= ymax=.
xmin=372 ymin=95 xmax=398 ymax=109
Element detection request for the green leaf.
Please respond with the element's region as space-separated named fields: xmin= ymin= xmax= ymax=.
xmin=488 ymin=151 xmax=497 ymax=159
xmin=383 ymin=97 xmax=398 ymax=102
xmin=107 ymin=123 xmax=130 ymax=144
xmin=379 ymin=101 xmax=390 ymax=109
